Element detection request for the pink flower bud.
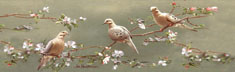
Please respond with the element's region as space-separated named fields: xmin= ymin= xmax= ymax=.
xmin=211 ymin=6 xmax=218 ymax=12
xmin=206 ymin=7 xmax=212 ymax=11
xmin=172 ymin=2 xmax=176 ymax=5
xmin=190 ymin=7 xmax=197 ymax=11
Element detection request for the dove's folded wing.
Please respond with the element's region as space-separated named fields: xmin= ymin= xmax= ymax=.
xmin=42 ymin=40 xmax=54 ymax=54
xmin=120 ymin=26 xmax=132 ymax=38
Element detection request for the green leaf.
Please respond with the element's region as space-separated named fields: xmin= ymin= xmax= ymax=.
xmin=67 ymin=25 xmax=72 ymax=31
xmin=0 ymin=24 xmax=5 ymax=28
xmin=72 ymin=24 xmax=78 ymax=28
xmin=61 ymin=14 xmax=65 ymax=19
xmin=55 ymin=21 xmax=62 ymax=24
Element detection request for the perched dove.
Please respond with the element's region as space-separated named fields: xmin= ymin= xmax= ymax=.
xmin=37 ymin=31 xmax=68 ymax=70
xmin=104 ymin=18 xmax=139 ymax=54
xmin=150 ymin=6 xmax=197 ymax=32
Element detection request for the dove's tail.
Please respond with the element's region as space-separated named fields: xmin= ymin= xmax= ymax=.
xmin=126 ymin=37 xmax=139 ymax=54
xmin=175 ymin=24 xmax=197 ymax=32
xmin=37 ymin=56 xmax=52 ymax=70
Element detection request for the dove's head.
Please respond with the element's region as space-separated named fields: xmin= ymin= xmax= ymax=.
xmin=150 ymin=6 xmax=160 ymax=13
xmin=104 ymin=18 xmax=114 ymax=25
xmin=57 ymin=30 xmax=69 ymax=39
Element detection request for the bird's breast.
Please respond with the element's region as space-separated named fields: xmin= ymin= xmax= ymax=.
xmin=49 ymin=40 xmax=65 ymax=55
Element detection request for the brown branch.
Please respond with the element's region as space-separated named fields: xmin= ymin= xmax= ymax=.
xmin=101 ymin=41 xmax=116 ymax=53
xmin=69 ymin=46 xmax=105 ymax=52
xmin=169 ymin=6 xmax=176 ymax=14
xmin=131 ymin=15 xmax=207 ymax=37
xmin=207 ymin=50 xmax=226 ymax=54
xmin=0 ymin=13 xmax=57 ymax=22
xmin=0 ymin=40 xmax=10 ymax=44
xmin=0 ymin=13 xmax=28 ymax=18
xmin=132 ymin=24 xmax=170 ymax=36
xmin=186 ymin=18 xmax=198 ymax=26
xmin=75 ymin=55 xmax=98 ymax=59
xmin=190 ymin=48 xmax=203 ymax=54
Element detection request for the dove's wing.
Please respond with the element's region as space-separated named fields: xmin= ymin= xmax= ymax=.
xmin=166 ymin=14 xmax=180 ymax=23
xmin=167 ymin=14 xmax=197 ymax=32
xmin=42 ymin=40 xmax=54 ymax=54
xmin=120 ymin=26 xmax=139 ymax=54
xmin=120 ymin=26 xmax=132 ymax=38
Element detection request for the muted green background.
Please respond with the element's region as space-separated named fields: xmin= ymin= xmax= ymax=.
xmin=0 ymin=0 xmax=235 ymax=72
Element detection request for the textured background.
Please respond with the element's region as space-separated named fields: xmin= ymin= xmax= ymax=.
xmin=0 ymin=0 xmax=235 ymax=72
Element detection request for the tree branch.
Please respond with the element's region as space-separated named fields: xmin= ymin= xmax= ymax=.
xmin=131 ymin=15 xmax=207 ymax=37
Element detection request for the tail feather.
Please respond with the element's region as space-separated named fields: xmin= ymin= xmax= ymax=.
xmin=37 ymin=56 xmax=52 ymax=70
xmin=126 ymin=37 xmax=139 ymax=54
xmin=175 ymin=24 xmax=197 ymax=32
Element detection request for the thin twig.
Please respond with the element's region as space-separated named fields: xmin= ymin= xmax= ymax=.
xmin=169 ymin=6 xmax=176 ymax=14
xmin=132 ymin=24 xmax=169 ymax=36
xmin=0 ymin=13 xmax=57 ymax=22
xmin=130 ymin=24 xmax=156 ymax=32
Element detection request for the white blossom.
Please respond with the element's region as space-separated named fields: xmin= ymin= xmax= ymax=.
xmin=30 ymin=13 xmax=37 ymax=17
xmin=168 ymin=30 xmax=177 ymax=43
xmin=61 ymin=52 xmax=68 ymax=58
xmin=79 ymin=16 xmax=87 ymax=21
xmin=65 ymin=41 xmax=77 ymax=48
xmin=63 ymin=16 xmax=71 ymax=24
xmin=113 ymin=65 xmax=118 ymax=70
xmin=149 ymin=37 xmax=154 ymax=41
xmin=155 ymin=37 xmax=167 ymax=41
xmin=103 ymin=56 xmax=110 ymax=64
xmin=112 ymin=50 xmax=124 ymax=58
xmin=18 ymin=56 xmax=24 ymax=59
xmin=212 ymin=55 xmax=218 ymax=58
xmin=143 ymin=41 xmax=149 ymax=46
xmin=224 ymin=53 xmax=230 ymax=57
xmin=42 ymin=6 xmax=49 ymax=13
xmin=181 ymin=47 xmax=192 ymax=57
xmin=98 ymin=53 xmax=103 ymax=56
xmin=35 ymin=43 xmax=44 ymax=51
xmin=158 ymin=60 xmax=167 ymax=66
xmin=105 ymin=47 xmax=111 ymax=50
xmin=67 ymin=58 xmax=72 ymax=62
xmin=195 ymin=58 xmax=202 ymax=62
xmin=130 ymin=22 xmax=134 ymax=24
xmin=55 ymin=63 xmax=59 ymax=67
xmin=22 ymin=41 xmax=33 ymax=50
xmin=65 ymin=62 xmax=70 ymax=67
xmin=3 ymin=45 xmax=14 ymax=55
xmin=111 ymin=58 xmax=121 ymax=64
xmin=212 ymin=58 xmax=221 ymax=62
xmin=138 ymin=23 xmax=146 ymax=29
xmin=211 ymin=6 xmax=218 ymax=12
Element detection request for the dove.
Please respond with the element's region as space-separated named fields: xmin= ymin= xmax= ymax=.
xmin=150 ymin=6 xmax=197 ymax=32
xmin=104 ymin=18 xmax=139 ymax=54
xmin=37 ymin=31 xmax=68 ymax=70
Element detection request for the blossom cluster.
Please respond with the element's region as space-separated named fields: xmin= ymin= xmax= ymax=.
xmin=30 ymin=6 xmax=50 ymax=18
xmin=56 ymin=14 xmax=86 ymax=31
xmin=181 ymin=46 xmax=234 ymax=69
xmin=183 ymin=6 xmax=218 ymax=16
xmin=143 ymin=30 xmax=177 ymax=46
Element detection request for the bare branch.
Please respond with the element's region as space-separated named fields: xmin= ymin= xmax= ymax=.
xmin=169 ymin=6 xmax=176 ymax=14
xmin=130 ymin=24 xmax=156 ymax=32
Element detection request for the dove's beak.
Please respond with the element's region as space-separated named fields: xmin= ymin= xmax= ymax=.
xmin=103 ymin=22 xmax=108 ymax=25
